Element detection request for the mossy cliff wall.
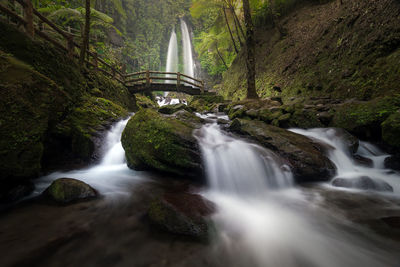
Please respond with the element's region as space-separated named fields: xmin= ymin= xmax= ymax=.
xmin=221 ymin=0 xmax=400 ymax=101
xmin=0 ymin=21 xmax=136 ymax=201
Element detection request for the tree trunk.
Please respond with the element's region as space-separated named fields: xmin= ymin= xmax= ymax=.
xmin=222 ymin=6 xmax=238 ymax=54
xmin=230 ymin=7 xmax=243 ymax=46
xmin=215 ymin=42 xmax=228 ymax=69
xmin=79 ymin=0 xmax=91 ymax=67
xmin=23 ymin=0 xmax=34 ymax=38
xmin=229 ymin=4 xmax=246 ymax=43
xmin=242 ymin=0 xmax=258 ymax=99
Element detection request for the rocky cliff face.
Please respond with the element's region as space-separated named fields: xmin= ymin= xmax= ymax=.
xmin=221 ymin=0 xmax=400 ymax=101
xmin=0 ymin=21 xmax=137 ymax=202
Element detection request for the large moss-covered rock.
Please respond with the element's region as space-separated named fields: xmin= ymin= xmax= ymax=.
xmin=158 ymin=103 xmax=189 ymax=114
xmin=43 ymin=178 xmax=98 ymax=204
xmin=121 ymin=109 xmax=203 ymax=180
xmin=188 ymin=95 xmax=224 ymax=113
xmin=0 ymin=51 xmax=66 ymax=183
xmin=331 ymin=97 xmax=400 ymax=140
xmin=382 ymin=111 xmax=400 ymax=148
xmin=229 ymin=119 xmax=336 ymax=182
xmin=148 ymin=192 xmax=215 ymax=241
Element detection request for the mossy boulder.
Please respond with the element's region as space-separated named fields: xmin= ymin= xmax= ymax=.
xmin=229 ymin=119 xmax=336 ymax=182
xmin=331 ymin=97 xmax=400 ymax=140
xmin=0 ymin=51 xmax=66 ymax=184
xmin=135 ymin=94 xmax=157 ymax=109
xmin=158 ymin=103 xmax=189 ymax=114
xmin=148 ymin=192 xmax=215 ymax=241
xmin=121 ymin=109 xmax=203 ymax=180
xmin=43 ymin=178 xmax=98 ymax=204
xmin=188 ymin=95 xmax=224 ymax=113
xmin=382 ymin=111 xmax=400 ymax=148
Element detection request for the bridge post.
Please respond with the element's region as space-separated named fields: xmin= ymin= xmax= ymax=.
xmin=177 ymin=72 xmax=181 ymax=91
xmin=146 ymin=70 xmax=150 ymax=87
xmin=93 ymin=52 xmax=98 ymax=70
xmin=66 ymin=35 xmax=74 ymax=58
xmin=23 ymin=0 xmax=34 ymax=38
xmin=201 ymin=81 xmax=204 ymax=94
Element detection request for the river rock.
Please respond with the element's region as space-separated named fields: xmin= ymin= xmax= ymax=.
xmin=43 ymin=178 xmax=98 ymax=204
xmin=353 ymin=155 xmax=373 ymax=167
xmin=332 ymin=176 xmax=393 ymax=192
xmin=384 ymin=154 xmax=400 ymax=171
xmin=148 ymin=192 xmax=215 ymax=241
xmin=121 ymin=109 xmax=203 ymax=181
xmin=229 ymin=119 xmax=336 ymax=182
xmin=158 ymin=103 xmax=189 ymax=115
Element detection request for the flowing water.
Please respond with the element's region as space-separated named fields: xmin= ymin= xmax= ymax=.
xmin=290 ymin=128 xmax=400 ymax=193
xmin=10 ymin=116 xmax=399 ymax=266
xmin=33 ymin=117 xmax=143 ymax=198
xmin=180 ymin=19 xmax=195 ymax=78
xmin=165 ymin=28 xmax=178 ymax=83
xmin=195 ymin=121 xmax=400 ymax=267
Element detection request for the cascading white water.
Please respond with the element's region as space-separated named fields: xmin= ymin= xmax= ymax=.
xmin=34 ymin=117 xmax=143 ymax=198
xmin=196 ymin=123 xmax=292 ymax=196
xmin=196 ymin=120 xmax=398 ymax=267
xmin=180 ymin=19 xmax=195 ymax=78
xmin=290 ymin=128 xmax=400 ymax=193
xmin=165 ymin=28 xmax=178 ymax=86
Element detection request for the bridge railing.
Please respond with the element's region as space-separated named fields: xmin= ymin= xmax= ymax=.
xmin=0 ymin=0 xmax=125 ymax=83
xmin=124 ymin=71 xmax=204 ymax=93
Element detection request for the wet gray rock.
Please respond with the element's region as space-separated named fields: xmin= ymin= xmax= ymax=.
xmin=229 ymin=118 xmax=336 ymax=183
xmin=148 ymin=192 xmax=216 ymax=241
xmin=43 ymin=178 xmax=98 ymax=204
xmin=332 ymin=176 xmax=393 ymax=192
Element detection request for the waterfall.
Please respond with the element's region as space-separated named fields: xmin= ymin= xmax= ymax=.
xmin=180 ymin=19 xmax=195 ymax=78
xmin=195 ymin=123 xmax=293 ymax=196
xmin=165 ymin=28 xmax=178 ymax=85
xmin=34 ymin=117 xmax=143 ymax=198
xmin=195 ymin=119 xmax=397 ymax=267
xmin=290 ymin=128 xmax=400 ymax=193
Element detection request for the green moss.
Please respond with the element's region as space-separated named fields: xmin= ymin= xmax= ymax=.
xmin=135 ymin=94 xmax=157 ymax=109
xmin=382 ymin=111 xmax=400 ymax=148
xmin=188 ymin=95 xmax=224 ymax=113
xmin=0 ymin=51 xmax=66 ymax=180
xmin=332 ymin=96 xmax=400 ymax=139
xmin=121 ymin=109 xmax=201 ymax=178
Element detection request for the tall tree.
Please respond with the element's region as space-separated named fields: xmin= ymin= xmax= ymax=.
xmin=242 ymin=0 xmax=258 ymax=99
xmin=79 ymin=0 xmax=91 ymax=66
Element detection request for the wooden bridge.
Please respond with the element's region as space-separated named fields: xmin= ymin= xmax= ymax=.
xmin=124 ymin=71 xmax=206 ymax=95
xmin=0 ymin=0 xmax=209 ymax=96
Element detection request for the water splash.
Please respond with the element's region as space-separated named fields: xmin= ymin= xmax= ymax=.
xmin=195 ymin=123 xmax=292 ymax=196
xmin=290 ymin=128 xmax=400 ymax=193
xmin=34 ymin=117 xmax=143 ymax=198
xmin=196 ymin=119 xmax=399 ymax=267
xmin=180 ymin=19 xmax=195 ymax=78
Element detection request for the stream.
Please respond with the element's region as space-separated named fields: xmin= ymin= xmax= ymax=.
xmin=1 ymin=113 xmax=399 ymax=266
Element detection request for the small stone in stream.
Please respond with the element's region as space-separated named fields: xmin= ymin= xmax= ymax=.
xmin=332 ymin=176 xmax=393 ymax=192
xmin=43 ymin=178 xmax=98 ymax=204
xmin=148 ymin=192 xmax=216 ymax=241
xmin=353 ymin=154 xmax=373 ymax=167
xmin=218 ymin=104 xmax=228 ymax=112
xmin=384 ymin=154 xmax=400 ymax=171
xmin=217 ymin=118 xmax=230 ymax=125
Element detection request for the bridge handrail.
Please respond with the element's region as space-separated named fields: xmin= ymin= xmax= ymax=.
xmin=1 ymin=0 xmax=123 ymax=82
xmin=124 ymin=70 xmax=204 ymax=92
